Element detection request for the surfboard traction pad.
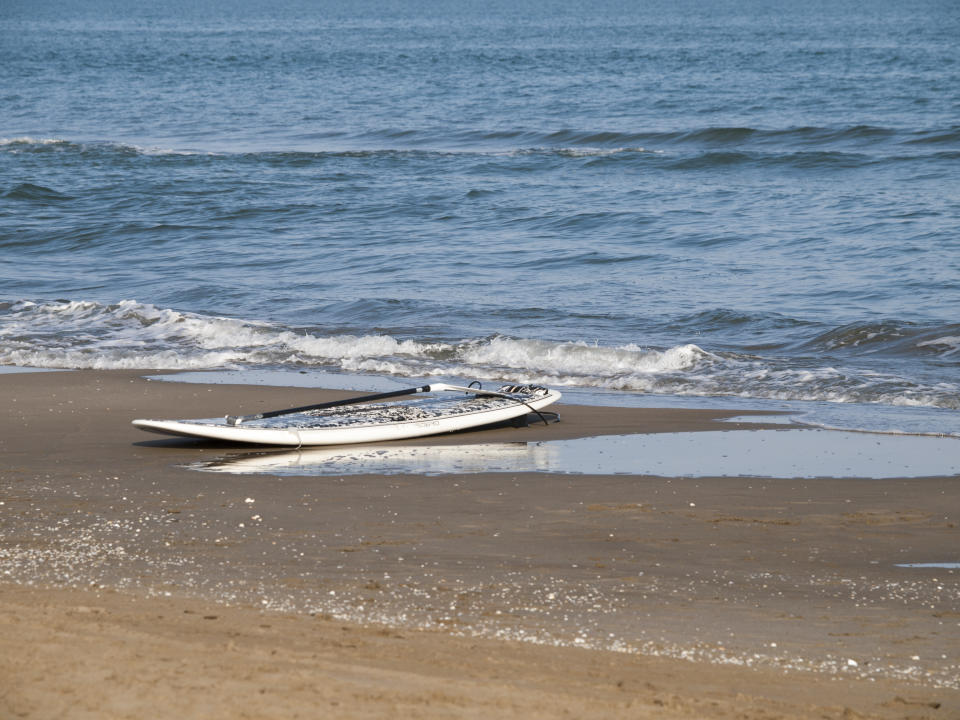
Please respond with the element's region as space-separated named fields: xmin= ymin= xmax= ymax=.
xmin=191 ymin=385 xmax=555 ymax=429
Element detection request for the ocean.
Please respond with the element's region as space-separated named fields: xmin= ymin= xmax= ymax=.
xmin=2 ymin=0 xmax=959 ymax=434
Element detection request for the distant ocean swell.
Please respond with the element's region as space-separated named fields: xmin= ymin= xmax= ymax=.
xmin=2 ymin=300 xmax=957 ymax=410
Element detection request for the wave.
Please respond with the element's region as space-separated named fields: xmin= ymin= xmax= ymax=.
xmin=798 ymin=320 xmax=960 ymax=359
xmin=9 ymin=136 xmax=949 ymax=184
xmin=0 ymin=299 xmax=702 ymax=374
xmin=904 ymin=126 xmax=960 ymax=145
xmin=1 ymin=300 xmax=957 ymax=410
xmin=4 ymin=123 xmax=955 ymax=160
xmin=0 ymin=136 xmax=215 ymax=158
xmin=1 ymin=182 xmax=72 ymax=203
xmin=0 ymin=136 xmax=70 ymax=148
xmin=359 ymin=123 xmax=955 ymax=152
xmin=456 ymin=124 xmax=925 ymax=150
xmin=0 ymin=300 xmax=440 ymax=370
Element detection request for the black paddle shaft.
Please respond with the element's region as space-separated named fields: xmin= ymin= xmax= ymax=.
xmin=225 ymin=384 xmax=432 ymax=426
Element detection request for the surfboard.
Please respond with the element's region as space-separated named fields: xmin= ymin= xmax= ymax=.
xmin=132 ymin=383 xmax=560 ymax=446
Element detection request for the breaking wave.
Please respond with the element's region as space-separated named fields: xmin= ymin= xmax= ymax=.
xmin=1 ymin=300 xmax=957 ymax=410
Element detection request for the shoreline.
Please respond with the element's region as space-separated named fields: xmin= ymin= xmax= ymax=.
xmin=1 ymin=369 xmax=958 ymax=718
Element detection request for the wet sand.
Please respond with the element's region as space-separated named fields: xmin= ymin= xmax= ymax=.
xmin=1 ymin=369 xmax=958 ymax=719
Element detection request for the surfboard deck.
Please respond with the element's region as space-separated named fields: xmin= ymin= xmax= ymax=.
xmin=133 ymin=384 xmax=560 ymax=446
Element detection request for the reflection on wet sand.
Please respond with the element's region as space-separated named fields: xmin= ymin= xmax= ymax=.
xmin=189 ymin=429 xmax=960 ymax=479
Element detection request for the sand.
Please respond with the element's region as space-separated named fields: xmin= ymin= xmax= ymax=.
xmin=1 ymin=369 xmax=957 ymax=719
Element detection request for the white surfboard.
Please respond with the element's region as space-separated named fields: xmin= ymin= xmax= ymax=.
xmin=132 ymin=383 xmax=560 ymax=446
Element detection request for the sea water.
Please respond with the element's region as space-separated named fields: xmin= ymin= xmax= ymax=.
xmin=2 ymin=0 xmax=959 ymax=433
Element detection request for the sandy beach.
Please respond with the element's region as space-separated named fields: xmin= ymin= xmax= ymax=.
xmin=1 ymin=369 xmax=957 ymax=719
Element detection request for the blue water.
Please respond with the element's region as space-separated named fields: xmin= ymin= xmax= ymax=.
xmin=2 ymin=0 xmax=959 ymax=431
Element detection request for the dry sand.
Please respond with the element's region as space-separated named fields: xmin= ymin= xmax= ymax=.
xmin=1 ymin=369 xmax=957 ymax=719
